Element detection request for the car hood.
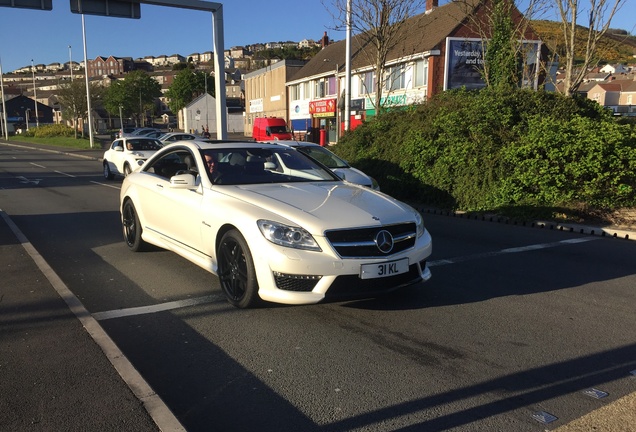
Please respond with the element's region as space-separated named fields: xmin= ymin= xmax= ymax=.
xmin=331 ymin=167 xmax=373 ymax=187
xmin=223 ymin=182 xmax=414 ymax=233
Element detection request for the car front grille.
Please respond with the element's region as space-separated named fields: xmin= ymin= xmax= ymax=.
xmin=325 ymin=223 xmax=417 ymax=258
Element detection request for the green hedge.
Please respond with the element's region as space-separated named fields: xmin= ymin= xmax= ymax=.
xmin=333 ymin=88 xmax=636 ymax=212
xmin=22 ymin=124 xmax=76 ymax=138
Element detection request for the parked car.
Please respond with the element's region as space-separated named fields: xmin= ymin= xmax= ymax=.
xmin=118 ymin=126 xmax=139 ymax=138
xmin=120 ymin=140 xmax=433 ymax=308
xmin=271 ymin=140 xmax=380 ymax=190
xmin=103 ymin=137 xmax=163 ymax=179
xmin=158 ymin=132 xmax=197 ymax=144
xmin=131 ymin=127 xmax=161 ymax=137
xmin=141 ymin=130 xmax=165 ymax=139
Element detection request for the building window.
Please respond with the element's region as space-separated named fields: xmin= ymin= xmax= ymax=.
xmin=301 ymin=82 xmax=310 ymax=99
xmin=290 ymin=84 xmax=300 ymax=100
xmin=315 ymin=79 xmax=326 ymax=98
xmin=628 ymin=95 xmax=633 ymax=105
xmin=328 ymin=76 xmax=337 ymax=96
xmin=360 ymin=71 xmax=375 ymax=95
xmin=386 ymin=65 xmax=406 ymax=91
xmin=414 ymin=59 xmax=427 ymax=87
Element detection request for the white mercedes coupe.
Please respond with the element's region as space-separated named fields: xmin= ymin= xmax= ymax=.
xmin=120 ymin=140 xmax=433 ymax=308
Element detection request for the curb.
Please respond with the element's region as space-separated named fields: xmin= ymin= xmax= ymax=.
xmin=415 ymin=207 xmax=636 ymax=242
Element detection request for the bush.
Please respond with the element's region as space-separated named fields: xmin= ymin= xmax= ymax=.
xmin=333 ymin=88 xmax=636 ymax=213
xmin=22 ymin=124 xmax=75 ymax=138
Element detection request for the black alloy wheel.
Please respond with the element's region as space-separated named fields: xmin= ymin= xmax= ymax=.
xmin=122 ymin=200 xmax=147 ymax=252
xmin=218 ymin=229 xmax=260 ymax=308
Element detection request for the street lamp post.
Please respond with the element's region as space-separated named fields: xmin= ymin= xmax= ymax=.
xmin=69 ymin=45 xmax=73 ymax=81
xmin=25 ymin=108 xmax=30 ymax=131
xmin=119 ymin=105 xmax=123 ymax=132
xmin=31 ymin=59 xmax=39 ymax=128
xmin=0 ymin=57 xmax=8 ymax=140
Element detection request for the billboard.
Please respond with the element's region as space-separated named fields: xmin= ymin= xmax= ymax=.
xmin=444 ymin=38 xmax=541 ymax=91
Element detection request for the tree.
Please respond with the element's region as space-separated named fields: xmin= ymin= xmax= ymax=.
xmin=483 ymin=0 xmax=520 ymax=90
xmin=555 ymin=0 xmax=626 ymax=96
xmin=103 ymin=70 xmax=162 ymax=127
xmin=57 ymin=79 xmax=104 ymax=139
xmin=326 ymin=0 xmax=425 ymax=114
xmin=164 ymin=68 xmax=215 ymax=114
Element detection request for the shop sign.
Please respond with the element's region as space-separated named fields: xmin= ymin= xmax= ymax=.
xmin=309 ymin=99 xmax=337 ymax=115
xmin=249 ymin=98 xmax=263 ymax=113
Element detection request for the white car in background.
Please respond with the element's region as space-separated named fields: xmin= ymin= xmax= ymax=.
xmin=159 ymin=132 xmax=198 ymax=144
xmin=270 ymin=140 xmax=380 ymax=190
xmin=103 ymin=137 xmax=163 ymax=179
xmin=120 ymin=140 xmax=432 ymax=308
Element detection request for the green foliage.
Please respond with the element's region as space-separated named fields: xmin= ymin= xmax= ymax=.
xmin=103 ymin=71 xmax=162 ymax=122
xmin=334 ymin=88 xmax=636 ymax=212
xmin=484 ymin=0 xmax=518 ymax=90
xmin=164 ymin=69 xmax=214 ymax=114
xmin=499 ymin=117 xmax=636 ymax=208
xmin=21 ymin=124 xmax=75 ymax=138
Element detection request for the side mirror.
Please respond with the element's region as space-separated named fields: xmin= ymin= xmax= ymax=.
xmin=169 ymin=173 xmax=196 ymax=189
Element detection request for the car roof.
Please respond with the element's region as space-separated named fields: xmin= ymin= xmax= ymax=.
xmin=120 ymin=136 xmax=161 ymax=140
xmin=265 ymin=140 xmax=320 ymax=148
xmin=163 ymin=139 xmax=289 ymax=151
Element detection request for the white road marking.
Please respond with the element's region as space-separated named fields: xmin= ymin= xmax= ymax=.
xmin=30 ymin=162 xmax=46 ymax=168
xmin=54 ymin=170 xmax=76 ymax=177
xmin=90 ymin=180 xmax=121 ymax=190
xmin=428 ymin=237 xmax=599 ymax=267
xmin=0 ymin=210 xmax=185 ymax=432
xmin=93 ymin=294 xmax=222 ymax=321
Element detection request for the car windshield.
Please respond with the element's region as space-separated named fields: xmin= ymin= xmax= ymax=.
xmin=127 ymin=139 xmax=162 ymax=151
xmin=200 ymin=147 xmax=339 ymax=185
xmin=296 ymin=146 xmax=349 ymax=169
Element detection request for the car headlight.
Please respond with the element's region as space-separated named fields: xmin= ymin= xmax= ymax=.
xmin=412 ymin=208 xmax=425 ymax=238
xmin=257 ymin=220 xmax=321 ymax=251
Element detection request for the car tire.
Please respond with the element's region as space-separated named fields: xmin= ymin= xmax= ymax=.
xmin=122 ymin=200 xmax=147 ymax=252
xmin=123 ymin=163 xmax=132 ymax=177
xmin=218 ymin=229 xmax=260 ymax=308
xmin=103 ymin=162 xmax=114 ymax=180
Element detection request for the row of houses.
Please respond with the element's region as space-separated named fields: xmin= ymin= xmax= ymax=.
xmin=242 ymin=0 xmax=549 ymax=143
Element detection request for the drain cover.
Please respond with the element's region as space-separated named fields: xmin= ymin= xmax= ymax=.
xmin=532 ymin=411 xmax=558 ymax=424
xmin=583 ymin=388 xmax=608 ymax=399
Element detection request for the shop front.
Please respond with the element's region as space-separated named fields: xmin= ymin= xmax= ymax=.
xmin=309 ymin=98 xmax=337 ymax=145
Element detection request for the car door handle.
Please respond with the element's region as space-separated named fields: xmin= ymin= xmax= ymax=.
xmin=156 ymin=184 xmax=164 ymax=189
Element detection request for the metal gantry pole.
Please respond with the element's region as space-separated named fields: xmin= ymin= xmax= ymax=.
xmin=211 ymin=6 xmax=227 ymax=139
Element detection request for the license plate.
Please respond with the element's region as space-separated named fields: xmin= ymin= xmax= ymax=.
xmin=360 ymin=258 xmax=409 ymax=279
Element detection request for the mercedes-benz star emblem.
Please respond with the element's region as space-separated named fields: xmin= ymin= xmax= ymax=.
xmin=374 ymin=230 xmax=394 ymax=254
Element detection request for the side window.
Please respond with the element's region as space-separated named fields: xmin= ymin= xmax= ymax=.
xmin=145 ymin=150 xmax=194 ymax=179
xmin=112 ymin=140 xmax=123 ymax=150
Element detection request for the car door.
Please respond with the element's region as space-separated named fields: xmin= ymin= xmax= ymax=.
xmin=109 ymin=139 xmax=126 ymax=174
xmin=141 ymin=149 xmax=206 ymax=254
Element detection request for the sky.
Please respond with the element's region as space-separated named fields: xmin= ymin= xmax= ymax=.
xmin=0 ymin=0 xmax=635 ymax=74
